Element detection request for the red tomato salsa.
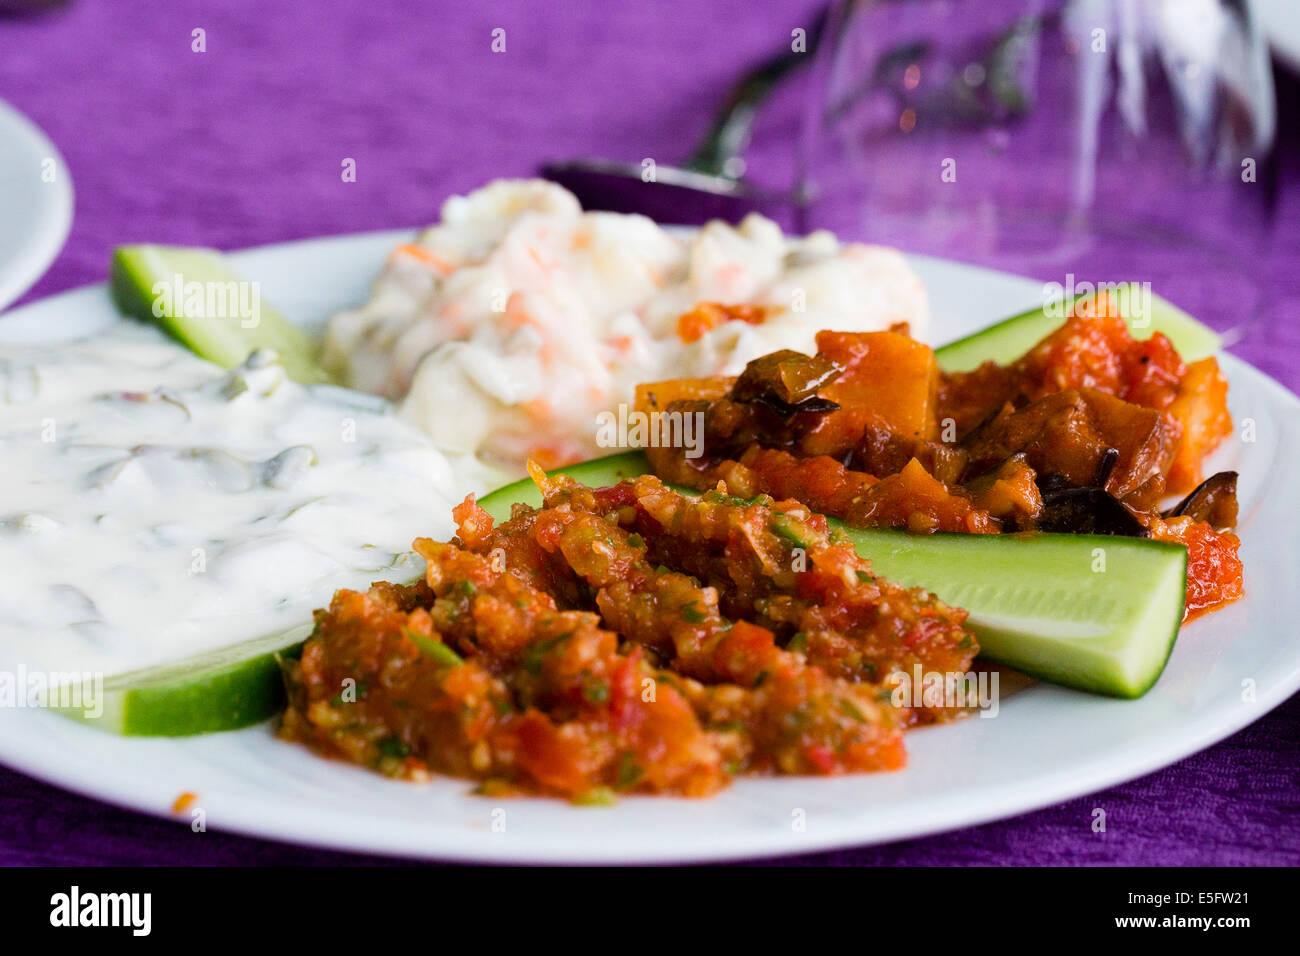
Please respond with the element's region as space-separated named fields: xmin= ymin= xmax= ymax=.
xmin=279 ymin=472 xmax=977 ymax=800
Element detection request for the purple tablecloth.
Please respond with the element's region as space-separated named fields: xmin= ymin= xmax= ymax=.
xmin=0 ymin=0 xmax=1296 ymax=866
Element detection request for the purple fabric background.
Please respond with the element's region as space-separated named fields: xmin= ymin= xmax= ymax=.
xmin=0 ymin=0 xmax=1296 ymax=866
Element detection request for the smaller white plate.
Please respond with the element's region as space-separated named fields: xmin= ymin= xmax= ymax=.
xmin=0 ymin=100 xmax=74 ymax=312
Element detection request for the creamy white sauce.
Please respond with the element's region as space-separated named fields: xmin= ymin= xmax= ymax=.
xmin=0 ymin=324 xmax=462 ymax=676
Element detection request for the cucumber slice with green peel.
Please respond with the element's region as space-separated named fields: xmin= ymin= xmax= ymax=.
xmin=481 ymin=452 xmax=1188 ymax=698
xmin=829 ymin=527 xmax=1186 ymax=698
xmin=110 ymin=244 xmax=334 ymax=384
xmin=934 ymin=285 xmax=1222 ymax=372
xmin=55 ymin=623 xmax=313 ymax=736
xmin=477 ymin=451 xmax=655 ymax=519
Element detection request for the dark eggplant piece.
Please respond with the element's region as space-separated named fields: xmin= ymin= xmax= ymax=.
xmin=752 ymin=394 xmax=841 ymax=418
xmin=1032 ymin=470 xmax=1150 ymax=537
xmin=853 ymin=421 xmax=969 ymax=483
xmin=1035 ymin=485 xmax=1151 ymax=537
xmin=1091 ymin=447 xmax=1120 ymax=488
xmin=1034 ymin=472 xmax=1073 ymax=498
xmin=1165 ymin=471 xmax=1238 ymax=530
xmin=731 ymin=350 xmax=841 ymax=406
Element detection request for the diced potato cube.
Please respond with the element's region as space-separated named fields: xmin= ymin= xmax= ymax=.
xmin=635 ymin=377 xmax=733 ymax=416
xmin=1166 ymin=358 xmax=1232 ymax=494
xmin=816 ymin=330 xmax=940 ymax=440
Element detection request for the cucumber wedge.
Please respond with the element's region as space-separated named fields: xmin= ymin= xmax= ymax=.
xmin=935 ymin=285 xmax=1222 ymax=372
xmin=478 ymin=451 xmax=654 ymax=516
xmin=56 ymin=624 xmax=313 ymax=736
xmin=480 ymin=452 xmax=1188 ymax=698
xmin=110 ymin=244 xmax=334 ymax=384
xmin=831 ymin=527 xmax=1186 ymax=698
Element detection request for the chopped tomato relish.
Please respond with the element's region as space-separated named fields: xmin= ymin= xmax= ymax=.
xmin=1150 ymin=516 xmax=1244 ymax=621
xmin=280 ymin=474 xmax=977 ymax=800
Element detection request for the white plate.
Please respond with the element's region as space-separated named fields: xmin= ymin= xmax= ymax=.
xmin=0 ymin=100 xmax=73 ymax=312
xmin=0 ymin=231 xmax=1297 ymax=864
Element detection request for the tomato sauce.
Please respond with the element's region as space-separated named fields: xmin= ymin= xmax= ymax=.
xmin=641 ymin=299 xmax=1243 ymax=620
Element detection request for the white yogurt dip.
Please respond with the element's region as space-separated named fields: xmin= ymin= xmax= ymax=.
xmin=0 ymin=324 xmax=460 ymax=675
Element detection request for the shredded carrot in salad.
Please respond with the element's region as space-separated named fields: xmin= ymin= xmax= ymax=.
xmin=677 ymin=302 xmax=770 ymax=344
xmin=394 ymin=243 xmax=456 ymax=275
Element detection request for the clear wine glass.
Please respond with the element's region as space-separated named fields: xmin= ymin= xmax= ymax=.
xmin=797 ymin=0 xmax=1279 ymax=346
